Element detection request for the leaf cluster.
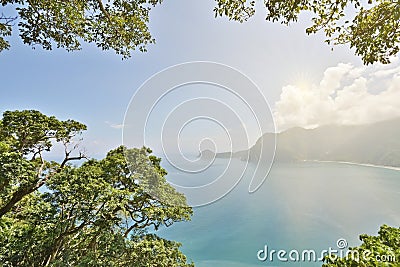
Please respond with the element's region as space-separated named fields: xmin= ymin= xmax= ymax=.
xmin=0 ymin=0 xmax=162 ymax=58
xmin=323 ymin=224 xmax=400 ymax=267
xmin=214 ymin=0 xmax=400 ymax=64
xmin=0 ymin=110 xmax=194 ymax=266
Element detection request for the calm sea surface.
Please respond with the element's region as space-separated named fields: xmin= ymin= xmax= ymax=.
xmin=158 ymin=158 xmax=400 ymax=267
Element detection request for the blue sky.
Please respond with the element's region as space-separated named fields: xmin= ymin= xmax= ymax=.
xmin=1 ymin=0 xmax=390 ymax=158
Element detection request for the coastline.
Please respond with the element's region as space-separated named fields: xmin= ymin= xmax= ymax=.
xmin=306 ymin=160 xmax=400 ymax=171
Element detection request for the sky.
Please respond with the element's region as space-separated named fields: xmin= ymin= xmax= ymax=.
xmin=1 ymin=0 xmax=399 ymax=158
xmin=274 ymin=60 xmax=400 ymax=130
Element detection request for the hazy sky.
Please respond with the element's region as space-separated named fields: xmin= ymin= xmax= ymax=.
xmin=1 ymin=0 xmax=399 ymax=157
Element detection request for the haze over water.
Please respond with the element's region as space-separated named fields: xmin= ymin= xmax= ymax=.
xmin=159 ymin=158 xmax=400 ymax=267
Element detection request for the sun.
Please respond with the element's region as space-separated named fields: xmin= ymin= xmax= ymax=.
xmin=290 ymin=71 xmax=317 ymax=90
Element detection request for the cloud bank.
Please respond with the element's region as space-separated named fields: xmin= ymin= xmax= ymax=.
xmin=274 ymin=60 xmax=400 ymax=131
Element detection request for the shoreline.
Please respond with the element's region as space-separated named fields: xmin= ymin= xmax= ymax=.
xmin=305 ymin=160 xmax=400 ymax=171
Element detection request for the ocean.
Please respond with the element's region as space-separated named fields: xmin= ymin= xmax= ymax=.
xmin=158 ymin=158 xmax=400 ymax=266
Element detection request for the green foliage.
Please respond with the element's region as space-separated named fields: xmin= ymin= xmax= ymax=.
xmin=3 ymin=0 xmax=398 ymax=62
xmin=0 ymin=110 xmax=194 ymax=266
xmin=0 ymin=0 xmax=161 ymax=58
xmin=0 ymin=13 xmax=12 ymax=51
xmin=323 ymin=225 xmax=400 ymax=267
xmin=214 ymin=0 xmax=400 ymax=65
xmin=1 ymin=110 xmax=87 ymax=154
xmin=0 ymin=110 xmax=87 ymax=218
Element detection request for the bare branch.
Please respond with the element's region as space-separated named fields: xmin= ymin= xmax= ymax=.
xmin=0 ymin=13 xmax=18 ymax=26
xmin=95 ymin=0 xmax=111 ymax=21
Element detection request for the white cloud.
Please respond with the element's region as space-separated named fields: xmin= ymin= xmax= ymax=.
xmin=274 ymin=61 xmax=400 ymax=131
xmin=105 ymin=121 xmax=125 ymax=129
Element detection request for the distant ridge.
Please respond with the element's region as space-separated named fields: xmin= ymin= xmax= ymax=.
xmin=198 ymin=149 xmax=216 ymax=159
xmin=215 ymin=118 xmax=400 ymax=167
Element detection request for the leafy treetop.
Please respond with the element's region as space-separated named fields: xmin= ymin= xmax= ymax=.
xmin=1 ymin=0 xmax=399 ymax=64
xmin=214 ymin=0 xmax=400 ymax=65
xmin=0 ymin=0 xmax=161 ymax=58
xmin=0 ymin=110 xmax=194 ymax=266
xmin=323 ymin=224 xmax=400 ymax=266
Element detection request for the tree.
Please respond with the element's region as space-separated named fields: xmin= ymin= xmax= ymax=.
xmin=0 ymin=110 xmax=194 ymax=266
xmin=0 ymin=0 xmax=161 ymax=58
xmin=2 ymin=0 xmax=399 ymax=64
xmin=323 ymin=224 xmax=400 ymax=266
xmin=214 ymin=0 xmax=400 ymax=65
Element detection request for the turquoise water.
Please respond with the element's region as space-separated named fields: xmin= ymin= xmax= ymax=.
xmin=159 ymin=159 xmax=400 ymax=267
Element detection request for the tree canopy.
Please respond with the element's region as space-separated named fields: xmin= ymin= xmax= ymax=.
xmin=0 ymin=110 xmax=194 ymax=266
xmin=214 ymin=0 xmax=400 ymax=65
xmin=0 ymin=0 xmax=161 ymax=58
xmin=323 ymin=224 xmax=400 ymax=266
xmin=1 ymin=0 xmax=399 ymax=63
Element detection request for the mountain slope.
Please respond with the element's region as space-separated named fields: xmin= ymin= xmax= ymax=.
xmin=217 ymin=118 xmax=400 ymax=167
